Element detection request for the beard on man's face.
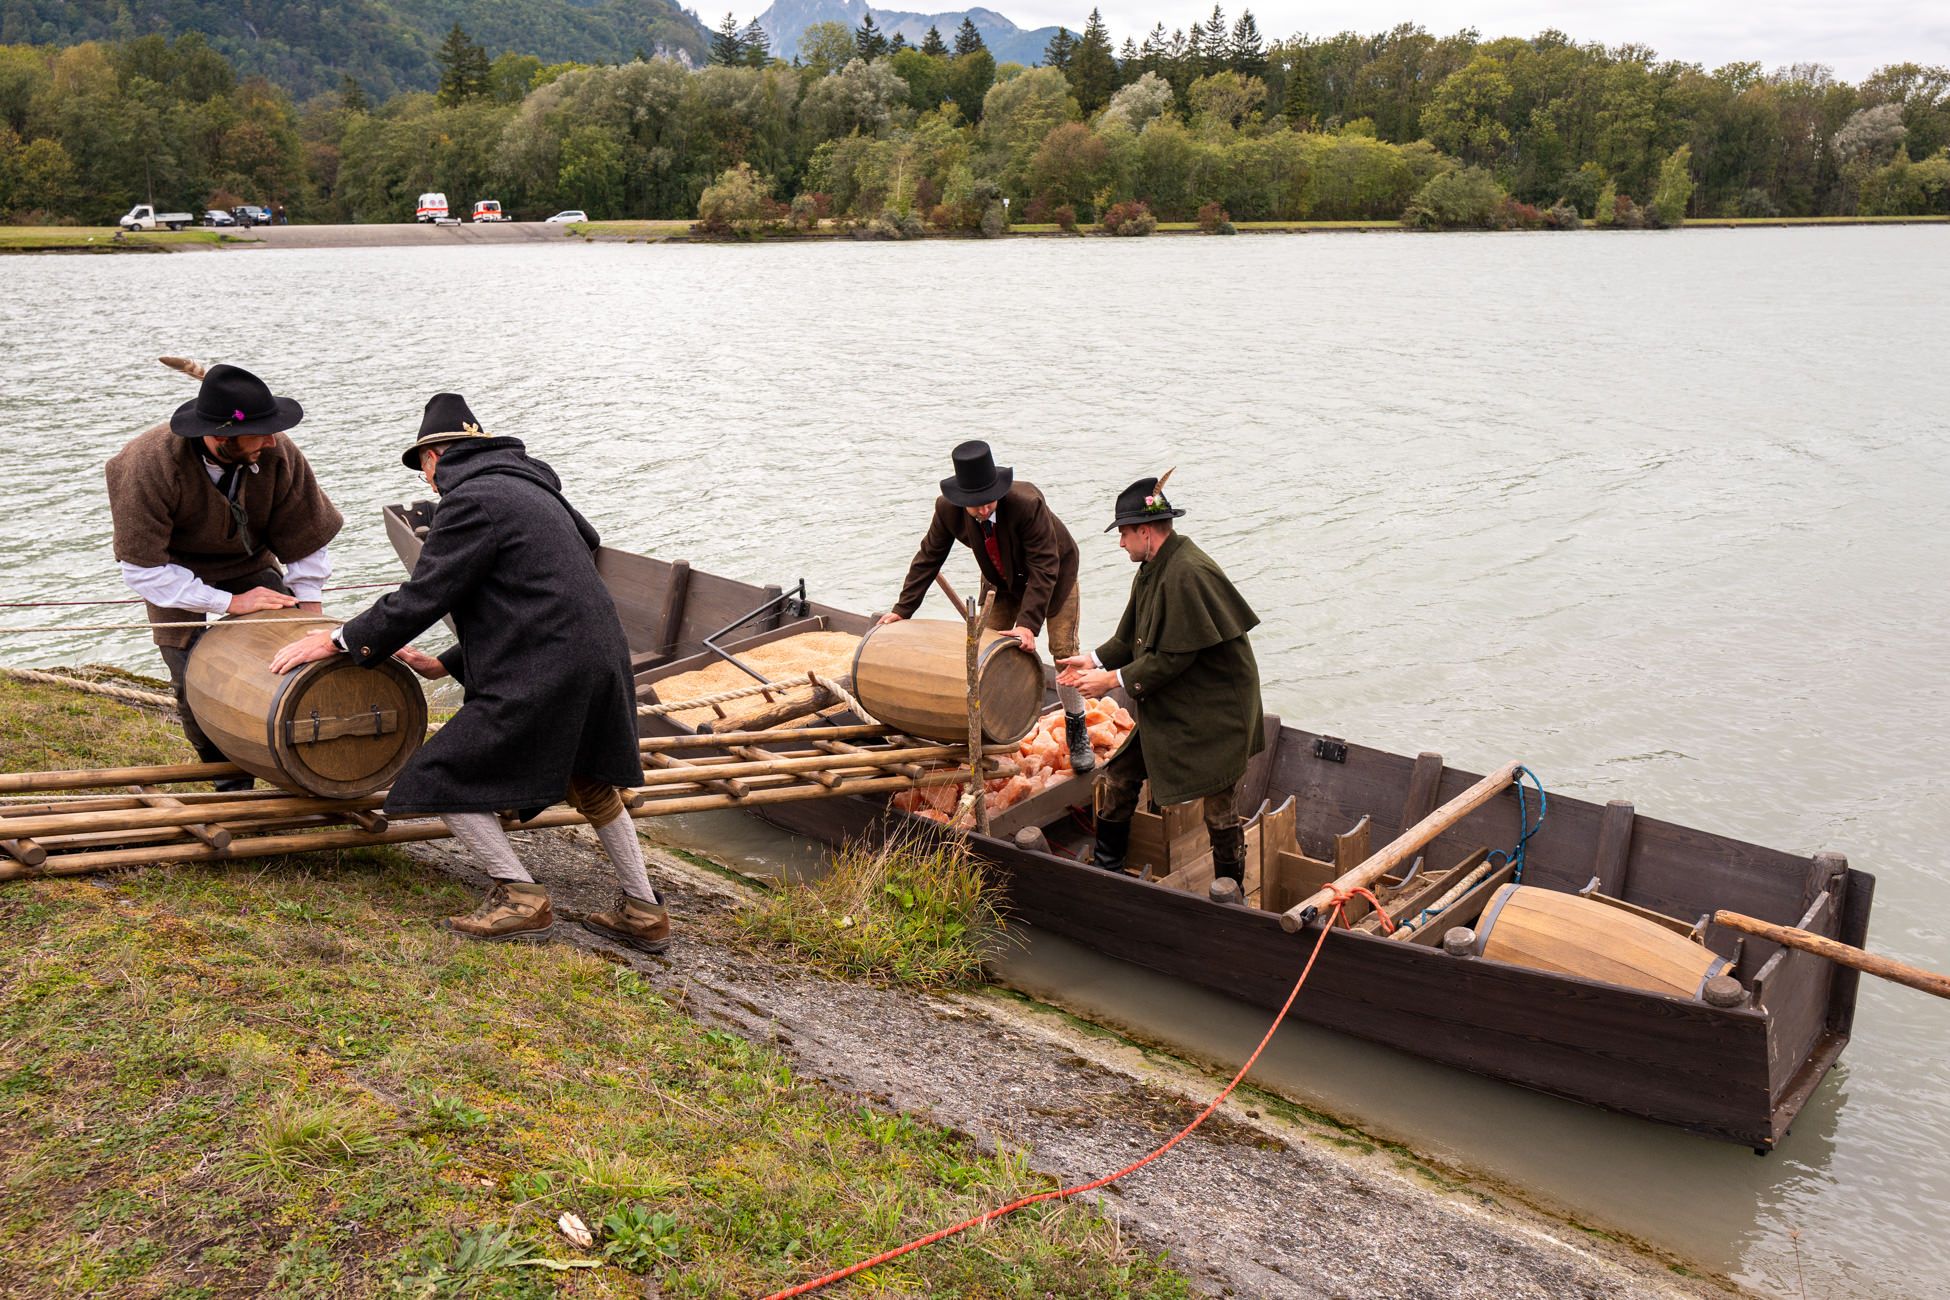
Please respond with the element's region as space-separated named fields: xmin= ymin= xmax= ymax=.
xmin=208 ymin=438 xmax=262 ymax=464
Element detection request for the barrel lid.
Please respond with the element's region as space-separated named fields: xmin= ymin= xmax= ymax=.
xmin=270 ymin=658 xmax=427 ymax=797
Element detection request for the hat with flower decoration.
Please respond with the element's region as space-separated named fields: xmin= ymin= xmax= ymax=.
xmin=401 ymin=393 xmax=493 ymax=469
xmin=168 ymin=363 xmax=303 ymax=439
xmin=1105 ymin=468 xmax=1186 ymax=531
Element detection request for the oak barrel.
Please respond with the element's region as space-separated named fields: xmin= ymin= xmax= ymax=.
xmin=1474 ymin=883 xmax=1730 ymax=999
xmin=183 ymin=610 xmax=428 ymax=798
xmin=850 ymin=619 xmax=1043 ymax=746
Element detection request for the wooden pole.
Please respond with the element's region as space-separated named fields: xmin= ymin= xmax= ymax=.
xmin=696 ymin=682 xmax=837 ymax=733
xmin=134 ymin=785 xmax=231 ymax=852
xmin=934 ymin=573 xmax=970 ymax=620
xmin=0 ymin=757 xmax=247 ymax=794
xmin=1714 ymin=909 xmax=1950 ymax=1001
xmin=965 ymin=590 xmax=994 ymax=835
xmin=642 ymin=723 xmax=889 ymax=750
xmin=1280 ymin=761 xmax=1522 ymax=933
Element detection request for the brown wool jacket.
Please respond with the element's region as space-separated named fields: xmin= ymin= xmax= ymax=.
xmin=892 ymin=481 xmax=1079 ymax=635
xmin=105 ymin=423 xmax=344 ymax=648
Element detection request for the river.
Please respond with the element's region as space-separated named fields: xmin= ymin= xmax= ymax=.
xmin=2 ymin=229 xmax=1946 ymax=1297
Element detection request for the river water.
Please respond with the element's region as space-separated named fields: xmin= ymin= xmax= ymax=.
xmin=2 ymin=230 xmax=1946 ymax=1297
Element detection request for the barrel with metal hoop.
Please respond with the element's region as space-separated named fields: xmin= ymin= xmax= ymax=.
xmin=849 ymin=618 xmax=1044 ymax=746
xmin=1473 ymin=882 xmax=1732 ymax=1000
xmin=183 ymin=609 xmax=427 ymax=797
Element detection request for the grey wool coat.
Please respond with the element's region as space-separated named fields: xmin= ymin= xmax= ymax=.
xmin=339 ymin=437 xmax=640 ymax=816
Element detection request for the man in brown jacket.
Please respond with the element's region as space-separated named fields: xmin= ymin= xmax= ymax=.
xmin=105 ymin=363 xmax=343 ymax=787
xmin=884 ymin=441 xmax=1095 ymax=772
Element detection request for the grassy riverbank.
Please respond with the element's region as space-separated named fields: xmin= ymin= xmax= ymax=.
xmin=0 ymin=676 xmax=1187 ymax=1298
xmin=0 ymin=226 xmax=257 ymax=252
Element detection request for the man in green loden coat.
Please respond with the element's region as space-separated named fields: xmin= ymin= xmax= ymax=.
xmin=1057 ymin=473 xmax=1263 ymax=884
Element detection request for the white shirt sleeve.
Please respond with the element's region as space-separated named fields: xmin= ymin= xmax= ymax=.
xmin=282 ymin=546 xmax=332 ymax=604
xmin=119 ymin=561 xmax=234 ymax=616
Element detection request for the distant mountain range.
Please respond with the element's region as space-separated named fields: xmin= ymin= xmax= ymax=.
xmin=755 ymin=0 xmax=1068 ymax=67
xmin=0 ymin=0 xmax=712 ymax=100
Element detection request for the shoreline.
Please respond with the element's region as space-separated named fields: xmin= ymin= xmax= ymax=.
xmin=4 ymin=213 xmax=1944 ymax=254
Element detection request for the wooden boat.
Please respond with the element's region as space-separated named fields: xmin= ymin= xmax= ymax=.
xmin=384 ymin=503 xmax=1874 ymax=1149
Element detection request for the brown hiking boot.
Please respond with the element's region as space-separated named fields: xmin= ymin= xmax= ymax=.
xmin=580 ymin=897 xmax=673 ymax=954
xmin=447 ymin=881 xmax=555 ymax=942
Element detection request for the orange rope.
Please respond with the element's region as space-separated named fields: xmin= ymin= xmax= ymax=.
xmin=759 ymin=907 xmax=1346 ymax=1300
xmin=1323 ymin=884 xmax=1396 ymax=934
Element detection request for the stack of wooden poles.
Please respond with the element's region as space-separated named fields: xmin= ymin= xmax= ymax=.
xmin=0 ymin=723 xmax=1013 ymax=881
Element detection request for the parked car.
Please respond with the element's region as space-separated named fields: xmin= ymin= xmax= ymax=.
xmin=471 ymin=199 xmax=508 ymax=222
xmin=416 ymin=192 xmax=449 ymax=222
xmin=543 ymin=210 xmax=588 ymax=223
xmin=118 ymin=204 xmax=194 ymax=231
xmin=201 ymin=209 xmax=235 ymax=227
xmin=230 ymin=205 xmax=272 ymax=227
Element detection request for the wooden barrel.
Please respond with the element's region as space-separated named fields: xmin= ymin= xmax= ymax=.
xmin=1474 ymin=883 xmax=1731 ymax=999
xmin=184 ymin=610 xmax=428 ymax=798
xmin=850 ymin=618 xmax=1044 ymax=746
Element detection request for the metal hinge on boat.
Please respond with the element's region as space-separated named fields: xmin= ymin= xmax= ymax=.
xmin=1313 ymin=736 xmax=1348 ymax=763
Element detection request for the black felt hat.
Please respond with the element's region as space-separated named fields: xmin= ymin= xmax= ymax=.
xmin=1105 ymin=468 xmax=1187 ymax=531
xmin=168 ymin=363 xmax=303 ymax=439
xmin=401 ymin=393 xmax=492 ymax=469
xmin=939 ymin=440 xmax=1013 ymax=507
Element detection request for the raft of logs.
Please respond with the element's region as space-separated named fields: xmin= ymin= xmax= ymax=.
xmin=0 ymin=723 xmax=1014 ymax=881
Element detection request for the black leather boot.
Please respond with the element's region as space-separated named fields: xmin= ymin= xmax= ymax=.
xmin=1065 ymin=710 xmax=1097 ymax=773
xmin=1091 ymin=816 xmax=1131 ymax=872
xmin=1211 ymin=828 xmax=1246 ymax=885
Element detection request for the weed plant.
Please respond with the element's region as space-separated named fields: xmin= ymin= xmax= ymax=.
xmin=739 ymin=832 xmax=1009 ymax=988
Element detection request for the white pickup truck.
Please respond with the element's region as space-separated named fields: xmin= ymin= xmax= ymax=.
xmin=119 ymin=204 xmax=195 ymax=231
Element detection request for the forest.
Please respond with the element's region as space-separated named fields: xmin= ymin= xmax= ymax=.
xmin=2 ymin=10 xmax=1946 ymax=232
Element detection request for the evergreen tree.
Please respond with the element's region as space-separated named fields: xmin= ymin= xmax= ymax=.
xmin=1281 ymin=53 xmax=1313 ymax=127
xmin=1043 ymin=27 xmax=1076 ymax=73
xmin=1139 ymin=24 xmax=1168 ymax=77
xmin=954 ymin=17 xmax=987 ymax=57
xmin=710 ymin=12 xmax=746 ymax=66
xmin=1201 ymin=6 xmax=1229 ymax=75
xmin=921 ymin=24 xmax=948 ymax=56
xmin=855 ymin=13 xmax=888 ymax=60
xmin=339 ymin=74 xmax=368 ymax=114
xmin=889 ymin=32 xmax=908 ymax=53
xmin=1118 ymin=37 xmax=1140 ymax=79
xmin=435 ymin=23 xmax=490 ymax=105
xmin=741 ymin=19 xmax=771 ymax=66
xmin=1070 ymin=9 xmax=1118 ymax=114
xmin=1229 ymin=10 xmax=1265 ymax=78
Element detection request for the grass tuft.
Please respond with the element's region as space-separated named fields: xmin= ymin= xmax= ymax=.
xmin=739 ymin=833 xmax=1008 ymax=988
xmin=240 ymin=1096 xmax=387 ymax=1181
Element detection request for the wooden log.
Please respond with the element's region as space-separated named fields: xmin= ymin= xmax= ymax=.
xmin=0 ymin=795 xmax=147 ymax=817
xmin=697 ymin=682 xmax=837 ymax=733
xmin=1280 ymin=761 xmax=1521 ymax=933
xmin=1014 ymin=826 xmax=1051 ymax=855
xmin=813 ymin=738 xmax=924 ymax=780
xmin=934 ymin=572 xmax=970 ymax=620
xmin=134 ymin=785 xmax=231 ymax=853
xmin=646 ymin=750 xmax=749 ymax=800
xmin=1713 ymin=909 xmax=1950 ymax=1001
xmin=967 ymin=591 xmax=993 ymax=835
xmin=0 ymin=758 xmax=247 ymax=794
xmin=731 ymin=744 xmax=837 ymax=788
xmin=1 ymin=838 xmax=46 ymax=867
xmin=1 ymin=763 xmax=1013 ymax=880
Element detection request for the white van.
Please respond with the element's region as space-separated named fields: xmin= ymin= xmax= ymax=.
xmin=415 ymin=192 xmax=449 ymax=222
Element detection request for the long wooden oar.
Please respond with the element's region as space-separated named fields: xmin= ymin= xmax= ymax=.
xmin=1279 ymin=762 xmax=1521 ymax=932
xmin=1714 ymin=910 xmax=1950 ymax=1001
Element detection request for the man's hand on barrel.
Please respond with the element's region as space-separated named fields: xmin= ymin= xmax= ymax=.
xmin=268 ymin=629 xmax=343 ymax=674
xmin=1055 ymin=654 xmax=1117 ymax=699
xmin=877 ymin=611 xmax=906 ymax=626
xmin=394 ymin=647 xmax=449 ymax=680
xmin=1002 ymin=625 xmax=1037 ymax=655
xmin=228 ymin=586 xmax=299 ymax=614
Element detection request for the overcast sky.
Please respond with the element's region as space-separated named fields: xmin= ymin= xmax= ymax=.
xmin=998 ymin=0 xmax=1945 ymax=82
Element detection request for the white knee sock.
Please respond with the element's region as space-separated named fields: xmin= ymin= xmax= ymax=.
xmin=1059 ymin=685 xmax=1086 ymax=716
xmin=443 ymin=812 xmax=534 ymax=884
xmin=593 ymin=814 xmax=660 ymax=906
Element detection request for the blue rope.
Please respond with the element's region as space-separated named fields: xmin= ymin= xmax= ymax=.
xmin=1407 ymin=765 xmax=1547 ymax=931
xmin=1486 ymin=765 xmax=1547 ymax=884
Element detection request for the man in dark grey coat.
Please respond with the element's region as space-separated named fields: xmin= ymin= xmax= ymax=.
xmin=270 ymin=394 xmax=668 ymax=952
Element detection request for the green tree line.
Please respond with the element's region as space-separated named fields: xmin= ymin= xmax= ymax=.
xmin=3 ymin=12 xmax=1947 ymax=229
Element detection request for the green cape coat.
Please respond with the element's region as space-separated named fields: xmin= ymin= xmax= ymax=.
xmin=1094 ymin=532 xmax=1264 ymax=806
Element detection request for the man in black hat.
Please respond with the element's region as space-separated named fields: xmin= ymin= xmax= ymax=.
xmin=884 ymin=440 xmax=1096 ymax=772
xmin=268 ymin=394 xmax=671 ymax=953
xmin=105 ymin=363 xmax=344 ymax=789
xmin=1057 ymin=472 xmax=1264 ymax=885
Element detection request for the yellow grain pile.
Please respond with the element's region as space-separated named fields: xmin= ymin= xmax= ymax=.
xmin=652 ymin=631 xmax=862 ymax=729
